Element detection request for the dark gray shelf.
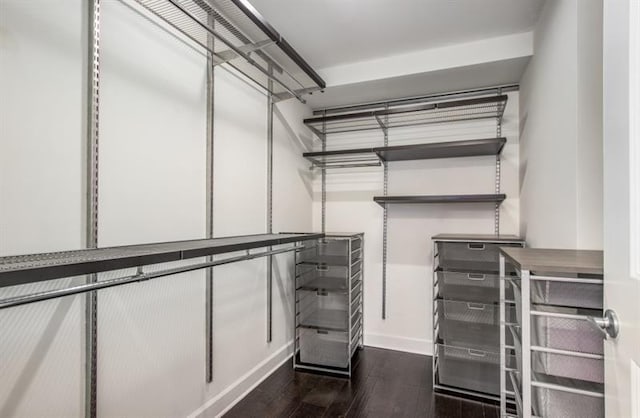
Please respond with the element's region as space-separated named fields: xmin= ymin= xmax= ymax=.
xmin=432 ymin=233 xmax=523 ymax=243
xmin=303 ymin=137 xmax=506 ymax=168
xmin=375 ymin=137 xmax=506 ymax=161
xmin=303 ymin=148 xmax=378 ymax=168
xmin=0 ymin=233 xmax=323 ymax=288
xmin=373 ymin=194 xmax=507 ymax=207
xmin=304 ymin=95 xmax=508 ymax=135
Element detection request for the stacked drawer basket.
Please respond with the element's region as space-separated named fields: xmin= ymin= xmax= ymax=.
xmin=432 ymin=234 xmax=525 ymax=400
xmin=499 ymin=248 xmax=604 ymax=418
xmin=294 ymin=233 xmax=364 ymax=377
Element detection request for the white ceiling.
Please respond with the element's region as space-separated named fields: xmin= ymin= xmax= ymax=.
xmin=305 ymin=57 xmax=530 ymax=109
xmin=249 ymin=0 xmax=545 ymax=70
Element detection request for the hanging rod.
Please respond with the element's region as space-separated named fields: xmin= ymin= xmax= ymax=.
xmin=313 ymin=162 xmax=382 ymax=169
xmin=0 ymin=245 xmax=303 ymax=310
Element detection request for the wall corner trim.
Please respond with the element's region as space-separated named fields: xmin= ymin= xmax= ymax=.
xmin=188 ymin=341 xmax=294 ymax=418
xmin=364 ymin=333 xmax=432 ymax=356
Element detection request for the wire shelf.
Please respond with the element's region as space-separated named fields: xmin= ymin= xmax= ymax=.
xmin=302 ymin=137 xmax=507 ymax=168
xmin=133 ymin=0 xmax=324 ymax=102
xmin=0 ymin=233 xmax=322 ymax=288
xmin=304 ymin=95 xmax=508 ymax=135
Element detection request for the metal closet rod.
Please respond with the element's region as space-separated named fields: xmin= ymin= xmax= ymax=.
xmin=0 ymin=245 xmax=303 ymax=310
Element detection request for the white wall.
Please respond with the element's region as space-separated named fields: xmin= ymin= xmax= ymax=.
xmin=519 ymin=0 xmax=603 ymax=249
xmin=0 ymin=1 xmax=314 ymax=417
xmin=0 ymin=1 xmax=85 ymax=416
xmin=312 ymin=93 xmax=520 ymax=355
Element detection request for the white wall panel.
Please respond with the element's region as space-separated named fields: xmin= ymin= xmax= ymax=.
xmin=519 ymin=0 xmax=603 ymax=250
xmin=0 ymin=1 xmax=85 ymax=416
xmin=97 ymin=1 xmax=207 ymax=416
xmin=313 ymin=92 xmax=520 ymax=354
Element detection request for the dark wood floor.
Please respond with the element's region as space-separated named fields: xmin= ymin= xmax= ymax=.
xmin=225 ymin=347 xmax=499 ymax=418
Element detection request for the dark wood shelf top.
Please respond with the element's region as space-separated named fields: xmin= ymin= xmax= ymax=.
xmin=500 ymin=247 xmax=604 ymax=275
xmin=373 ymin=194 xmax=507 ymax=207
xmin=432 ymin=233 xmax=524 ymax=243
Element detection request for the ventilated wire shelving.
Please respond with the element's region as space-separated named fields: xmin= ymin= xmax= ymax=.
xmin=303 ymin=95 xmax=508 ymax=136
xmin=133 ymin=0 xmax=325 ymax=102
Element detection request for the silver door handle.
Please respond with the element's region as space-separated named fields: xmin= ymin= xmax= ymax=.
xmin=587 ymin=309 xmax=619 ymax=339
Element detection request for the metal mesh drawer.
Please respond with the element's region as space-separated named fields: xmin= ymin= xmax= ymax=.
xmin=299 ymin=328 xmax=349 ymax=368
xmin=297 ymin=239 xmax=351 ymax=266
xmin=531 ymin=279 xmax=603 ymax=310
xmin=437 ymin=300 xmax=515 ymax=351
xmin=298 ymin=290 xmax=348 ymax=331
xmin=531 ymin=306 xmax=604 ymax=355
xmin=531 ymin=351 xmax=604 ymax=384
xmin=437 ymin=270 xmax=512 ymax=302
xmin=532 ymin=386 xmax=604 ymax=418
xmin=296 ymin=265 xmax=348 ymax=291
xmin=437 ymin=344 xmax=514 ymax=395
xmin=437 ymin=241 xmax=521 ymax=272
xmin=438 ymin=300 xmax=498 ymax=324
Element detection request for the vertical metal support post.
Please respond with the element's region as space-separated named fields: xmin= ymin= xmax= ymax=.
xmin=347 ymin=238 xmax=353 ymax=377
xmin=359 ymin=234 xmax=365 ymax=348
xmin=266 ymin=69 xmax=274 ymax=343
xmin=84 ymin=1 xmax=100 ymax=416
xmin=494 ymin=90 xmax=503 ymax=235
xmin=499 ymin=254 xmax=506 ymax=416
xmin=432 ymin=240 xmax=438 ymax=388
xmin=321 ymin=112 xmax=327 ymax=233
xmin=521 ymin=268 xmax=531 ymax=418
xmin=205 ymin=12 xmax=215 ymax=384
xmin=381 ymin=105 xmax=389 ymax=319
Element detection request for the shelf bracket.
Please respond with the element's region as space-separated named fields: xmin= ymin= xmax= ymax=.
xmin=272 ymin=87 xmax=322 ymax=104
xmin=306 ymin=123 xmax=325 ymax=139
xmin=211 ymin=39 xmax=275 ymax=67
xmin=375 ymin=114 xmax=388 ymax=134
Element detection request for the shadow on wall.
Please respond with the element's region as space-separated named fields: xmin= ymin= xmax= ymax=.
xmin=0 ymin=296 xmax=78 ymax=417
xmin=115 ymin=0 xmax=267 ymax=107
xmin=518 ymin=108 xmax=529 ymax=241
xmin=273 ymin=105 xmax=315 ymax=199
xmin=272 ymin=256 xmax=294 ymax=343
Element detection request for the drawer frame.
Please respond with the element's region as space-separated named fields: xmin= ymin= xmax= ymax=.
xmin=433 ymin=236 xmax=524 ymax=403
xmin=294 ymin=233 xmax=364 ymax=377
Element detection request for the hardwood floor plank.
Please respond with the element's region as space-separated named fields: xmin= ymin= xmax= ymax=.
xmin=344 ymin=375 xmax=379 ymax=418
xmin=289 ymin=402 xmax=326 ymax=418
xmin=483 ymin=404 xmax=500 ymax=418
xmin=460 ymin=399 xmax=486 ymax=418
xmin=302 ymin=376 xmax=345 ymax=408
xmin=224 ymin=349 xmax=499 ymax=418
xmin=431 ymin=393 xmax=462 ymax=418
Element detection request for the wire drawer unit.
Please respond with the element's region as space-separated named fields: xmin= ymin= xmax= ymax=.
xmin=433 ymin=234 xmax=524 ymax=401
xmin=499 ymin=248 xmax=604 ymax=418
xmin=294 ymin=233 xmax=364 ymax=376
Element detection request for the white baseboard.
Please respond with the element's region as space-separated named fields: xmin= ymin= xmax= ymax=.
xmin=364 ymin=333 xmax=432 ymax=355
xmin=188 ymin=342 xmax=294 ymax=418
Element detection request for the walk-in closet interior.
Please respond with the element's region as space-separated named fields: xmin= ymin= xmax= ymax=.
xmin=1 ymin=0 xmax=639 ymax=417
